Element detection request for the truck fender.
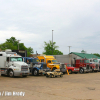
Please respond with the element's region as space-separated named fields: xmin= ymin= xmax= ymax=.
xmin=33 ymin=67 xmax=39 ymax=70
xmin=7 ymin=68 xmax=14 ymax=75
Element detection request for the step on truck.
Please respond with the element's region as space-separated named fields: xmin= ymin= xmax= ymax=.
xmin=0 ymin=49 xmax=29 ymax=77
xmin=22 ymin=57 xmax=51 ymax=76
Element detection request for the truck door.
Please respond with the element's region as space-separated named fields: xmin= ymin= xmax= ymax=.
xmin=6 ymin=57 xmax=10 ymax=67
xmin=47 ymin=60 xmax=52 ymax=69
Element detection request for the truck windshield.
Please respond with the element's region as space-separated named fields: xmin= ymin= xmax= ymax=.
xmin=67 ymin=64 xmax=71 ymax=67
xmin=52 ymin=60 xmax=57 ymax=63
xmin=84 ymin=60 xmax=89 ymax=63
xmin=93 ymin=59 xmax=98 ymax=62
xmin=32 ymin=59 xmax=40 ymax=63
xmin=10 ymin=57 xmax=22 ymax=61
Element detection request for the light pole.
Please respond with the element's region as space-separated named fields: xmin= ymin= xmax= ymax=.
xmin=52 ymin=30 xmax=54 ymax=55
xmin=68 ymin=46 xmax=71 ymax=64
xmin=17 ymin=40 xmax=21 ymax=50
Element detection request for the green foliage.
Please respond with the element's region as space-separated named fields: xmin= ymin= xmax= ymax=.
xmin=0 ymin=36 xmax=34 ymax=57
xmin=93 ymin=53 xmax=100 ymax=57
xmin=43 ymin=40 xmax=63 ymax=55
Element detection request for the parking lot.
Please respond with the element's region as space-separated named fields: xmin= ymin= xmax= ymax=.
xmin=0 ymin=72 xmax=100 ymax=100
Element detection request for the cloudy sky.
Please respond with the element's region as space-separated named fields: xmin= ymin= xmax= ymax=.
xmin=0 ymin=0 xmax=100 ymax=54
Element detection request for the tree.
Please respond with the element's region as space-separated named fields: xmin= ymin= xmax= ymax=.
xmin=93 ymin=53 xmax=100 ymax=57
xmin=43 ymin=40 xmax=63 ymax=55
xmin=0 ymin=36 xmax=34 ymax=57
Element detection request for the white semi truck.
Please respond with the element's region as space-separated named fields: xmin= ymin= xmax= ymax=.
xmin=0 ymin=49 xmax=29 ymax=77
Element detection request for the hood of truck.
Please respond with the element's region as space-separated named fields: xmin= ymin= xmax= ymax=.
xmin=10 ymin=61 xmax=28 ymax=67
xmin=48 ymin=64 xmax=60 ymax=69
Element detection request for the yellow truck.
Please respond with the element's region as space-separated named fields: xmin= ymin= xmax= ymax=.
xmin=37 ymin=55 xmax=60 ymax=71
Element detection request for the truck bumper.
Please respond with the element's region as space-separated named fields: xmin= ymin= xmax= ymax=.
xmin=14 ymin=71 xmax=29 ymax=76
xmin=84 ymin=69 xmax=92 ymax=72
xmin=60 ymin=69 xmax=67 ymax=73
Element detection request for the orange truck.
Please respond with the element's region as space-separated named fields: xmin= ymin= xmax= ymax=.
xmin=37 ymin=55 xmax=60 ymax=71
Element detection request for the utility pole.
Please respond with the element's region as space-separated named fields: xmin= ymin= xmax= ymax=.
xmin=52 ymin=30 xmax=54 ymax=55
xmin=68 ymin=46 xmax=71 ymax=64
xmin=17 ymin=40 xmax=21 ymax=50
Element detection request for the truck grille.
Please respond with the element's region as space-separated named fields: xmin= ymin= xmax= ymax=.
xmin=60 ymin=64 xmax=66 ymax=69
xmin=86 ymin=65 xmax=90 ymax=69
xmin=21 ymin=66 xmax=28 ymax=71
xmin=96 ymin=64 xmax=98 ymax=69
xmin=43 ymin=63 xmax=47 ymax=69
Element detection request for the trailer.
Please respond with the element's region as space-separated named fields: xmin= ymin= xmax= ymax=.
xmin=0 ymin=49 xmax=29 ymax=77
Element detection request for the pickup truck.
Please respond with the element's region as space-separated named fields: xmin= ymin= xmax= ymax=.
xmin=65 ymin=63 xmax=79 ymax=74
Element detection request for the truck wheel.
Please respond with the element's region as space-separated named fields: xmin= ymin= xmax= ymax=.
xmin=60 ymin=75 xmax=63 ymax=77
xmin=33 ymin=69 xmax=39 ymax=76
xmin=68 ymin=70 xmax=72 ymax=74
xmin=1 ymin=74 xmax=5 ymax=76
xmin=46 ymin=74 xmax=49 ymax=78
xmin=79 ymin=68 xmax=84 ymax=74
xmin=22 ymin=75 xmax=27 ymax=77
xmin=74 ymin=72 xmax=78 ymax=74
xmin=52 ymin=68 xmax=56 ymax=71
xmin=9 ymin=70 xmax=14 ymax=77
xmin=50 ymin=74 xmax=54 ymax=78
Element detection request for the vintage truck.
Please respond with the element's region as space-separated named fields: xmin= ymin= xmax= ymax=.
xmin=65 ymin=63 xmax=79 ymax=74
xmin=22 ymin=57 xmax=51 ymax=76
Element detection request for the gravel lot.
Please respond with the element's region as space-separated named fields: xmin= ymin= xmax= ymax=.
xmin=0 ymin=72 xmax=100 ymax=100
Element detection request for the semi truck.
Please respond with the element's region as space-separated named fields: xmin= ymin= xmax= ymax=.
xmin=71 ymin=58 xmax=93 ymax=73
xmin=0 ymin=49 xmax=29 ymax=77
xmin=37 ymin=55 xmax=67 ymax=74
xmin=89 ymin=58 xmax=99 ymax=72
xmin=22 ymin=57 xmax=51 ymax=76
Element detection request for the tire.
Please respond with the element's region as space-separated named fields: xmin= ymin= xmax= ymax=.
xmin=52 ymin=68 xmax=57 ymax=71
xmin=1 ymin=74 xmax=5 ymax=76
xmin=22 ymin=75 xmax=27 ymax=77
xmin=74 ymin=72 xmax=78 ymax=74
xmin=33 ymin=69 xmax=39 ymax=76
xmin=79 ymin=68 xmax=84 ymax=74
xmin=46 ymin=74 xmax=49 ymax=77
xmin=50 ymin=74 xmax=54 ymax=78
xmin=68 ymin=70 xmax=72 ymax=74
xmin=9 ymin=70 xmax=14 ymax=77
xmin=60 ymin=75 xmax=63 ymax=77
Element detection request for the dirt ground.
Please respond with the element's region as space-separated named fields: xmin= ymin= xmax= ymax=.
xmin=0 ymin=72 xmax=100 ymax=100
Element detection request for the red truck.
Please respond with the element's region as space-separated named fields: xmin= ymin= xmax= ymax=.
xmin=72 ymin=58 xmax=93 ymax=73
xmin=65 ymin=63 xmax=79 ymax=74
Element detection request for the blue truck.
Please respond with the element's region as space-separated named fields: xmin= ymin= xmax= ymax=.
xmin=22 ymin=57 xmax=50 ymax=76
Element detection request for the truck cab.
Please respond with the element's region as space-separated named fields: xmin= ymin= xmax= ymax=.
xmin=37 ymin=55 xmax=60 ymax=71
